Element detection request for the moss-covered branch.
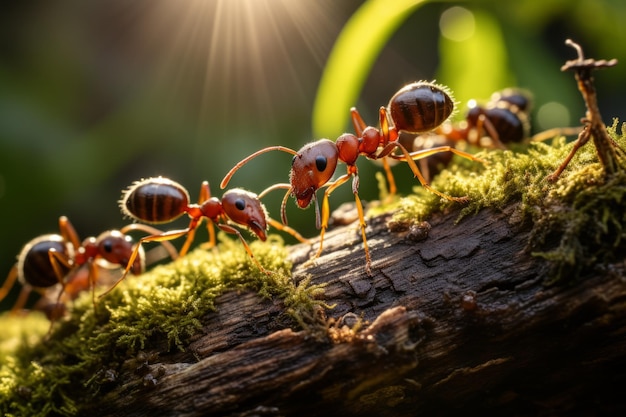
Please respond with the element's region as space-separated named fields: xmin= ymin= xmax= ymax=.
xmin=2 ymin=121 xmax=626 ymax=416
xmin=2 ymin=44 xmax=626 ymax=412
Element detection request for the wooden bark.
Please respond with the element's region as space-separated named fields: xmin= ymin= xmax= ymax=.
xmin=86 ymin=203 xmax=626 ymax=416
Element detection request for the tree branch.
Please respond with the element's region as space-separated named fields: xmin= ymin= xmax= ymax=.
xmin=85 ymin=203 xmax=626 ymax=416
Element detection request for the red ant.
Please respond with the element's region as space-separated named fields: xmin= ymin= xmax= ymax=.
xmin=390 ymin=88 xmax=531 ymax=182
xmin=221 ymin=81 xmax=485 ymax=275
xmin=435 ymin=88 xmax=533 ymax=149
xmin=405 ymin=88 xmax=582 ymax=181
xmin=434 ymin=88 xmax=581 ymax=148
xmin=101 ymin=177 xmax=309 ymax=296
xmin=0 ymin=216 xmax=176 ymax=323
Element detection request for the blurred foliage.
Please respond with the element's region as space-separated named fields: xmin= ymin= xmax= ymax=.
xmin=313 ymin=0 xmax=429 ymax=139
xmin=1 ymin=0 xmax=626 ymax=310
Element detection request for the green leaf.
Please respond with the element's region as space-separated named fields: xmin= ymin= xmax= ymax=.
xmin=436 ymin=8 xmax=514 ymax=106
xmin=312 ymin=0 xmax=433 ymax=139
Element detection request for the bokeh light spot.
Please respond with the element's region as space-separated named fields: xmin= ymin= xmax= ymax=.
xmin=536 ymin=101 xmax=571 ymax=130
xmin=439 ymin=6 xmax=475 ymax=42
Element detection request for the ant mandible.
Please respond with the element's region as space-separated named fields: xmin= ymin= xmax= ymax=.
xmin=0 ymin=216 xmax=175 ymax=322
xmin=221 ymin=81 xmax=485 ymax=275
xmin=101 ymin=177 xmax=309 ymax=296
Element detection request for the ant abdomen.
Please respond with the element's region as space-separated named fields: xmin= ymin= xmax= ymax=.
xmin=388 ymin=81 xmax=454 ymax=133
xmin=466 ymin=106 xmax=528 ymax=145
xmin=18 ymin=235 xmax=73 ymax=288
xmin=121 ymin=177 xmax=190 ymax=224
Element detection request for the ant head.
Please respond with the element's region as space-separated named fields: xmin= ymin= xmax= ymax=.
xmin=222 ymin=189 xmax=268 ymax=241
xmin=95 ymin=231 xmax=144 ymax=275
xmin=289 ymin=139 xmax=338 ymax=208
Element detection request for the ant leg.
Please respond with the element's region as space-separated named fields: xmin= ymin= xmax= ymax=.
xmin=349 ymin=173 xmax=372 ymax=276
xmin=267 ymin=218 xmax=310 ymax=244
xmin=408 ymin=145 xmax=486 ymax=164
xmin=350 ymin=107 xmax=368 ymax=136
xmin=418 ymin=158 xmax=432 ymax=184
xmin=312 ymin=171 xmax=372 ymax=274
xmin=46 ymin=250 xmax=73 ymax=333
xmin=54 ymin=218 xmax=103 ymax=322
xmin=221 ymin=146 xmax=298 ymax=189
xmin=547 ymin=125 xmax=592 ymax=181
xmin=531 ymin=126 xmax=584 ymax=142
xmin=46 ymin=248 xmax=73 ymax=315
xmin=198 ymin=221 xmax=216 ymax=252
xmin=48 ymin=249 xmax=73 ymax=285
xmin=120 ymin=224 xmax=179 ymax=261
xmin=197 ymin=182 xmax=216 ymax=250
xmin=99 ymin=228 xmax=191 ymax=298
xmin=385 ymin=142 xmax=476 ymax=203
xmin=216 ymin=223 xmax=270 ymax=275
xmin=476 ymin=114 xmax=506 ymax=149
xmin=0 ymin=266 xmax=19 ymax=302
xmin=179 ymin=218 xmax=201 ymax=257
xmin=379 ymin=107 xmax=399 ymax=144
xmin=377 ymin=107 xmax=399 ymax=197
xmin=87 ymin=261 xmax=100 ymax=314
xmin=387 ymin=142 xmax=487 ymax=165
xmin=199 ymin=181 xmax=212 ymax=201
xmin=58 ymin=216 xmax=81 ymax=252
xmin=315 ymin=173 xmax=352 ymax=258
xmin=380 ymin=157 xmax=398 ymax=198
xmin=312 ymin=193 xmax=321 ymax=230
xmin=10 ymin=286 xmax=32 ymax=315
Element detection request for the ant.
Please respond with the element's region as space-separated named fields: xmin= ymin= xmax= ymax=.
xmin=221 ymin=81 xmax=485 ymax=275
xmin=0 ymin=216 xmax=176 ymax=324
xmin=435 ymin=88 xmax=533 ymax=150
xmin=433 ymin=88 xmax=582 ymax=148
xmin=405 ymin=88 xmax=582 ymax=181
xmin=101 ymin=177 xmax=309 ymax=296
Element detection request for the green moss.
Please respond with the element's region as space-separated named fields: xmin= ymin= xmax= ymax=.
xmin=391 ymin=119 xmax=626 ymax=283
xmin=0 ymin=235 xmax=327 ymax=416
xmin=3 ymin=120 xmax=626 ymax=415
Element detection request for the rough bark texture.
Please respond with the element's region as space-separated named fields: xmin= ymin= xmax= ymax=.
xmin=86 ymin=204 xmax=626 ymax=417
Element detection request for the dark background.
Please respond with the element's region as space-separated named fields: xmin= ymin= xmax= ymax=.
xmin=2 ymin=0 xmax=625 ymax=310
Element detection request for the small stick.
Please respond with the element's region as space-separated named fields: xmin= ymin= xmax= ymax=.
xmin=547 ymin=39 xmax=621 ymax=181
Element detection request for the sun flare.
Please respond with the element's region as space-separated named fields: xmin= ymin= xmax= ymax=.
xmin=128 ymin=0 xmax=340 ymax=138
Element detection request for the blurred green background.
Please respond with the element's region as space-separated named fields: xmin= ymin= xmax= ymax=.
xmin=1 ymin=0 xmax=625 ymax=310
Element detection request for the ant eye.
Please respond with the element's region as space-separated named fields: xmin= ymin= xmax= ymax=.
xmin=235 ymin=198 xmax=246 ymax=210
xmin=315 ymin=155 xmax=327 ymax=172
xmin=103 ymin=241 xmax=113 ymax=253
